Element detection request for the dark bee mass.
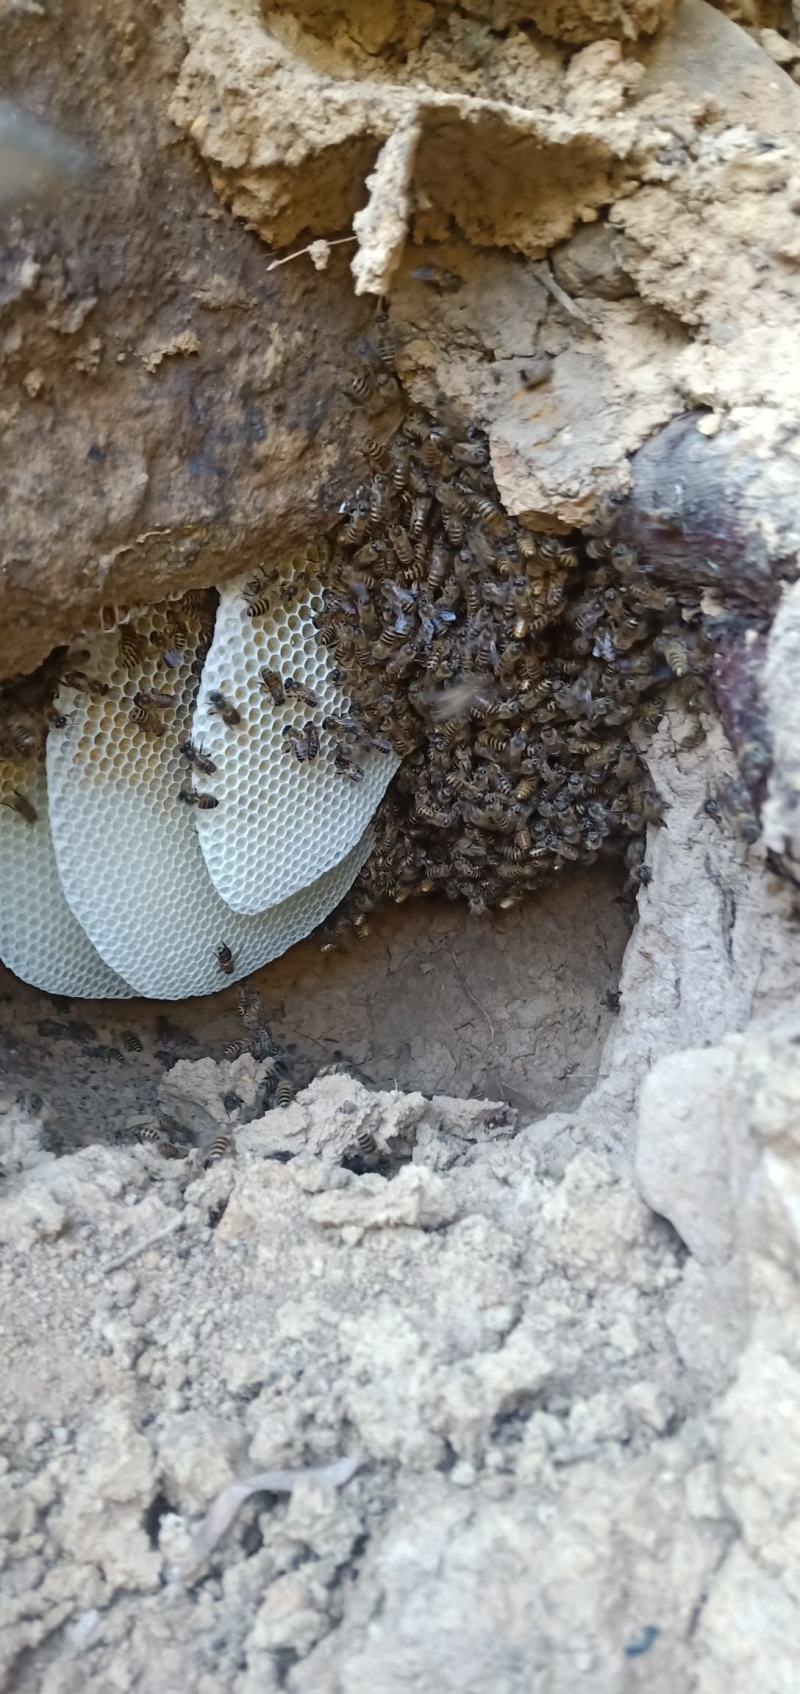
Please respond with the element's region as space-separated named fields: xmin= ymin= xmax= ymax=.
xmin=316 ymin=405 xmax=715 ymax=926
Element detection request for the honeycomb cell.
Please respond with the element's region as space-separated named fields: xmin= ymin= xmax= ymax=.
xmin=47 ymin=607 xmax=220 ymax=996
xmin=46 ymin=598 xmax=375 ymax=998
xmin=0 ymin=760 xmax=133 ymax=998
xmin=190 ymin=569 xmax=399 ymax=914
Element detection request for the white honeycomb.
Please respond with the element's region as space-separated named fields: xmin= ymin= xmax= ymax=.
xmin=190 ymin=565 xmax=399 ymax=912
xmin=0 ymin=758 xmax=132 ymax=998
xmin=42 ymin=596 xmax=378 ymax=999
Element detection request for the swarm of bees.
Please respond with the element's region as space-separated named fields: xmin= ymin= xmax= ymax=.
xmin=315 ymin=404 xmax=716 ymax=922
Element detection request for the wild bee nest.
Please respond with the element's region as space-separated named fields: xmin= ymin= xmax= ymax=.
xmin=0 ymin=399 xmax=768 ymax=997
xmin=316 ymin=406 xmax=726 ymax=935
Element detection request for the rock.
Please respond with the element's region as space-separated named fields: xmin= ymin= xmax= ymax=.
xmin=0 ymin=1 xmax=378 ymax=679
xmin=551 ymin=221 xmax=637 ymax=299
xmin=635 ymin=1047 xmax=739 ymax=1264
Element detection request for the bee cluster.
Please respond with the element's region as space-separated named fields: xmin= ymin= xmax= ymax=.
xmin=317 ymin=407 xmax=712 ymax=921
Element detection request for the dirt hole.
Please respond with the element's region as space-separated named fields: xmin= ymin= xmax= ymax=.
xmin=0 ymin=859 xmax=628 ymax=1153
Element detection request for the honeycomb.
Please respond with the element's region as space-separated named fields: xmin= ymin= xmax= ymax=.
xmin=190 ymin=567 xmax=399 ymax=912
xmin=0 ymin=759 xmax=132 ymax=998
xmin=43 ymin=596 xmax=376 ymax=998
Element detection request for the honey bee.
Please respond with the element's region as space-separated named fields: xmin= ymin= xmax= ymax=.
xmin=136 ymin=1123 xmax=162 ymax=1145
xmin=420 ymin=434 xmax=444 ymax=471
xmin=216 ymin=941 xmax=235 ymax=975
xmin=208 ymin=689 xmax=242 ymax=728
xmin=375 ymin=324 xmax=395 ymax=367
xmin=179 ymin=738 xmax=217 ymax=775
xmin=472 ymin=495 xmax=505 ymax=529
xmin=122 ymin=1031 xmax=144 ymax=1053
xmin=352 ymin=541 xmax=381 ymax=568
xmin=128 ymin=703 xmax=162 ymax=737
xmin=62 ymin=670 xmax=110 ymax=698
xmin=350 ymin=366 xmax=377 ymax=401
xmin=159 ymin=1138 xmax=186 ymax=1160
xmin=341 ymin=509 xmax=368 ymax=546
xmin=118 ymin=626 xmax=147 ymax=671
xmin=205 ymin=1132 xmax=233 ymax=1165
xmin=401 ymin=411 xmax=429 ymax=441
xmin=610 ymin=616 xmax=645 ymax=653
xmin=389 ymin=450 xmax=411 ymax=492
xmin=323 ymin=711 xmax=362 ymax=737
xmin=388 ymin=525 xmax=414 ymax=566
xmin=284 ymin=676 xmax=319 ymax=709
xmin=369 ymin=474 xmax=390 ymax=527
xmin=444 ymin=515 xmax=465 ymax=546
xmin=362 ymin=436 xmax=385 ymax=465
xmin=452 ymin=439 xmax=489 ymax=467
xmin=282 ymin=723 xmax=309 ymax=762
xmin=383 ymin=644 xmax=417 ymax=681
xmin=134 ymin=688 xmax=174 ymax=711
xmin=662 ymin=639 xmax=690 ymax=677
xmin=163 ymin=610 xmax=191 ymax=650
xmin=179 ymin=787 xmax=219 ymax=809
xmin=180 ymin=589 xmax=215 ymax=615
xmin=245 ymin=589 xmax=272 ymax=618
xmin=305 ymin=720 xmax=320 ymax=761
xmin=426 ymin=543 xmax=451 ymax=589
xmin=436 ymin=479 xmax=469 ymax=514
xmin=259 ymin=668 xmax=285 ymax=705
xmin=223 ymin=1038 xmax=248 ymax=1059
xmin=275 ymin=1079 xmax=294 ymax=1108
xmin=375 ymin=621 xmax=410 ymax=655
xmin=409 ymin=496 xmax=431 ymax=538
xmin=334 ymin=748 xmax=365 ymax=782
xmin=3 ymin=719 xmax=43 ymax=758
xmin=1 ymin=789 xmax=37 ymax=824
xmin=632 ymin=582 xmax=677 ymax=613
xmin=473 ymin=628 xmax=498 ymax=671
xmin=546 ymin=578 xmax=566 ymax=613
xmin=480 ymin=728 xmax=510 ymax=754
xmin=44 ymin=704 xmax=70 ymax=731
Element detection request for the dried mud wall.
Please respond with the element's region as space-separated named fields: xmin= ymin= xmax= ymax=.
xmin=4 ymin=0 xmax=800 ymax=669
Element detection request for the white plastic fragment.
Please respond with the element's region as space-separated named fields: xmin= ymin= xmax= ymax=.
xmin=191 ymin=566 xmax=398 ymax=913
xmin=0 ymin=759 xmax=132 ymax=998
